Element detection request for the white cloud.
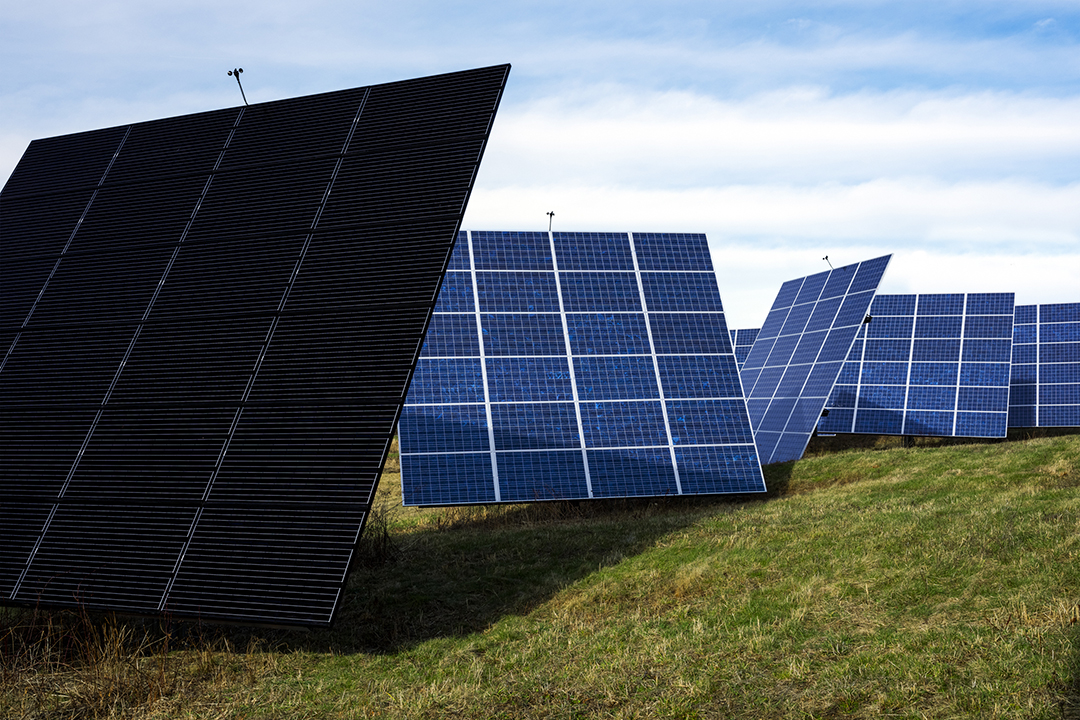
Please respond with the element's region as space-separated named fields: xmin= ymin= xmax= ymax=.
xmin=463 ymin=179 xmax=1080 ymax=327
xmin=480 ymin=87 xmax=1080 ymax=186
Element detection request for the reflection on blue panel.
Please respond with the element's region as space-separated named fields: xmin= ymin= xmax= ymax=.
xmin=641 ymin=273 xmax=724 ymax=312
xmin=802 ymin=362 xmax=843 ymax=397
xmin=447 ymin=232 xmax=470 ymax=269
xmin=668 ymin=400 xmax=754 ymax=444
xmin=423 ymin=314 xmax=479 ymax=356
xmin=656 ymin=355 xmax=742 ymax=399
xmin=411 ymin=358 xmax=485 ymax=404
xmin=858 ymin=385 xmax=905 ymax=409
xmin=567 ymin=313 xmax=650 ymax=355
xmin=580 ymin=401 xmax=667 ymax=448
xmin=560 ymin=272 xmax=641 ymax=312
xmin=575 ymin=356 xmax=659 ymax=400
xmin=965 ymin=315 xmax=1013 ymax=338
xmin=486 ymin=357 xmax=573 ymax=402
xmin=633 ymin=233 xmax=713 ymax=271
xmin=588 ymin=448 xmax=677 ymax=498
xmin=960 ymin=363 xmax=1010 ymax=387
xmin=918 ymin=294 xmax=965 ymax=315
xmin=482 ymin=314 xmax=566 ymax=355
xmin=434 ymin=272 xmax=475 ymax=312
xmin=1043 ymin=304 xmax=1080 ymax=322
xmin=649 ymin=313 xmax=732 ymax=354
xmin=805 ymin=296 xmax=844 ymax=333
xmin=854 ymin=409 xmax=904 ymax=435
xmin=904 ymin=411 xmax=954 ymax=435
xmin=490 ymin=403 xmax=579 ymax=450
xmin=913 ymin=339 xmax=960 ymax=362
xmin=789 ymin=331 xmax=829 ymax=364
xmin=676 ymin=446 xmax=764 ymax=493
xmin=1042 ymin=322 xmax=1080 ymax=343
xmin=909 ymin=362 xmax=957 ymax=386
xmin=958 ymin=386 xmax=1009 ymax=412
xmin=967 ymin=293 xmax=1015 ymax=315
xmin=497 ymin=451 xmax=588 ymax=501
xmin=553 ymin=232 xmax=634 ymax=270
xmin=915 ymin=316 xmax=963 ymax=339
xmin=907 ymin=386 xmax=954 ymax=411
xmin=401 ymin=454 xmax=495 ymax=505
xmin=398 ymin=405 xmax=488 ymax=454
xmin=871 ymin=294 xmax=916 ymax=315
xmin=955 ymin=412 xmax=1007 ymax=437
xmin=1013 ymin=324 xmax=1037 ymax=344
xmin=472 ymin=231 xmax=552 ymax=270
xmin=864 ymin=339 xmax=910 ymax=362
xmin=476 ymin=272 xmax=560 ymax=312
xmin=961 ymin=339 xmax=1012 ymax=362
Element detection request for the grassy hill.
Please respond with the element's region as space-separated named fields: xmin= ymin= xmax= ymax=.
xmin=3 ymin=432 xmax=1078 ymax=719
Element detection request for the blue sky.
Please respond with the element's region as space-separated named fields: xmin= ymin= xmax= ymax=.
xmin=3 ymin=1 xmax=1078 ymax=327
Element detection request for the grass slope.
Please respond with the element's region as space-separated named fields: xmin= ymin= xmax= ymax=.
xmin=3 ymin=433 xmax=1079 ymax=719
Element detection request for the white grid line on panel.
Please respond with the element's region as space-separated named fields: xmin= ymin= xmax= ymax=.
xmin=752 ymin=276 xmax=806 ymax=427
xmin=469 ymin=231 xmax=502 ymax=503
xmin=849 ymin=324 xmax=868 ymax=434
xmin=775 ymin=271 xmax=848 ymax=460
xmin=951 ymin=294 xmax=968 ymax=436
xmin=1036 ymin=305 xmax=1043 ymax=426
xmin=901 ymin=298 xmax=918 ymax=435
xmin=629 ymin=232 xmax=683 ymax=495
xmin=549 ymin=231 xmax=594 ymax=498
xmin=401 ymin=442 xmax=759 ymax=457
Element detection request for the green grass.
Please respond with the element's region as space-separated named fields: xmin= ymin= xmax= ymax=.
xmin=3 ymin=432 xmax=1078 ymax=719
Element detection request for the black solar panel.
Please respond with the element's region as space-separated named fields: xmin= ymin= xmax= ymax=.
xmin=0 ymin=64 xmax=510 ymax=627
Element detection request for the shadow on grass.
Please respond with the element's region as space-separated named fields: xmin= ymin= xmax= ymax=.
xmin=267 ymin=462 xmax=798 ymax=655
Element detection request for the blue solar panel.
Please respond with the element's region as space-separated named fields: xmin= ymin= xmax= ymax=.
xmin=730 ymin=328 xmax=759 ymax=369
xmin=1008 ymin=302 xmax=1080 ymax=427
xmin=742 ymin=256 xmax=891 ymax=464
xmin=818 ymin=293 xmax=1015 ymax=437
xmin=399 ymin=231 xmax=766 ymax=505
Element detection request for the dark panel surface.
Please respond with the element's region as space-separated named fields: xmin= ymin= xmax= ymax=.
xmin=0 ymin=64 xmax=510 ymax=626
xmin=399 ymin=231 xmax=765 ymax=506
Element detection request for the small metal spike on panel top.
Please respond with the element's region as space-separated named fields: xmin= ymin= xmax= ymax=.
xmin=228 ymin=68 xmax=248 ymax=105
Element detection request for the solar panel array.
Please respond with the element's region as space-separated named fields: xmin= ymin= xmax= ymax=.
xmin=817 ymin=293 xmax=1015 ymax=437
xmin=0 ymin=64 xmax=510 ymax=626
xmin=1008 ymin=303 xmax=1080 ymax=428
xmin=740 ymin=256 xmax=891 ymax=465
xmin=398 ymin=231 xmax=765 ymax=506
xmin=729 ymin=328 xmax=759 ymax=369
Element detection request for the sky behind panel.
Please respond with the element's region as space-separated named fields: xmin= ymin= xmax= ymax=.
xmin=2 ymin=1 xmax=1078 ymax=329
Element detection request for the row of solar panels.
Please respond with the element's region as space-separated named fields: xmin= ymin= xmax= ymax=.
xmin=2 ymin=63 xmax=1075 ymax=628
xmin=728 ymin=299 xmax=1080 ymax=436
xmin=399 ymin=236 xmax=1078 ymax=506
xmin=398 ymin=235 xmax=898 ymax=502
